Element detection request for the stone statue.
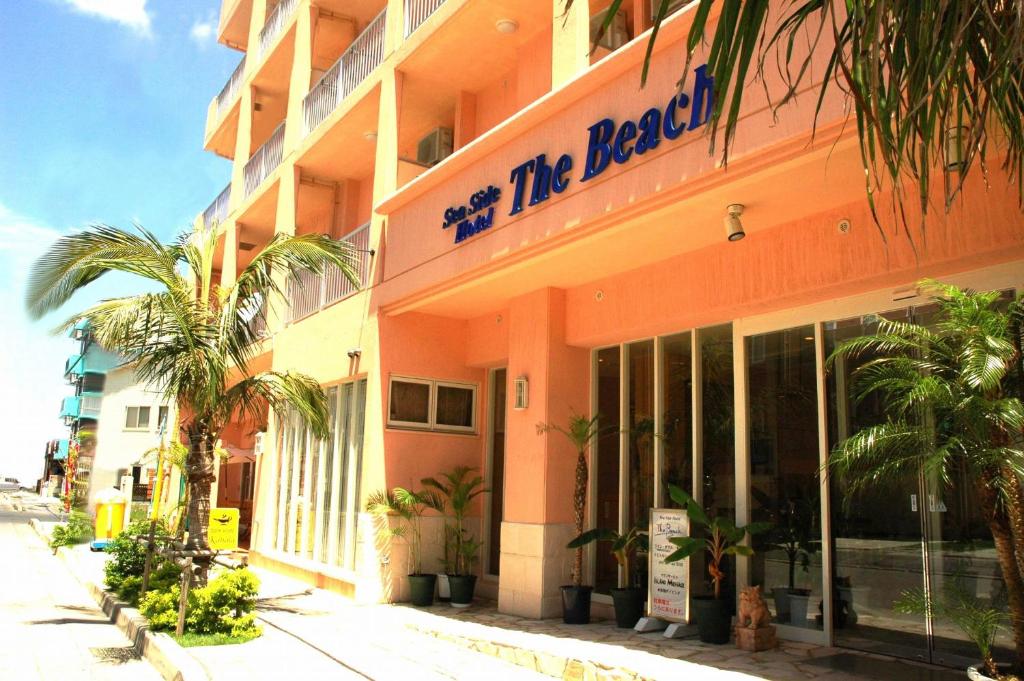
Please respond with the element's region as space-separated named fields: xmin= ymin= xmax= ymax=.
xmin=736 ymin=586 xmax=777 ymax=651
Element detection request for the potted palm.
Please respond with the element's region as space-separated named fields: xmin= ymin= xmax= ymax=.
xmin=567 ymin=526 xmax=649 ymax=628
xmin=537 ymin=414 xmax=603 ymax=624
xmin=664 ymin=484 xmax=770 ymax=644
xmin=366 ymin=487 xmax=444 ymax=606
xmin=829 ymin=283 xmax=1024 ymax=677
xmin=751 ymin=486 xmax=818 ymax=625
xmin=422 ymin=466 xmax=488 ymax=607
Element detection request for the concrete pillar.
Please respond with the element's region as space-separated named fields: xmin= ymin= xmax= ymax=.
xmin=551 ymin=0 xmax=590 ymax=89
xmin=499 ymin=288 xmax=590 ymax=618
xmin=454 ymin=91 xmax=477 ymax=149
xmin=283 ymin=2 xmax=314 ymax=154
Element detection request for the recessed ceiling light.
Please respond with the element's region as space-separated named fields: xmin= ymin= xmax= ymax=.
xmin=495 ymin=19 xmax=518 ymax=34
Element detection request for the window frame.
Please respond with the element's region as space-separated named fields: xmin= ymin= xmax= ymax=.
xmin=124 ymin=405 xmax=152 ymax=430
xmin=386 ymin=375 xmax=478 ymax=433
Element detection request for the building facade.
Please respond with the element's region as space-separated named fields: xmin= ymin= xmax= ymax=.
xmin=196 ymin=0 xmax=1024 ymax=669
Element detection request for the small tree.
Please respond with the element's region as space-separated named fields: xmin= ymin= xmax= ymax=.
xmin=568 ymin=526 xmax=649 ymax=589
xmin=537 ymin=414 xmax=603 ymax=588
xmin=421 ymin=466 xmax=487 ymax=576
xmin=366 ymin=487 xmax=443 ymax=577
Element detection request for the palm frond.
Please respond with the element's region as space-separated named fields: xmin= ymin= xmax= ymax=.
xmin=219 ymin=371 xmax=329 ymax=439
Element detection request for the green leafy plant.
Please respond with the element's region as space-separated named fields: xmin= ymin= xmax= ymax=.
xmin=829 ymin=282 xmax=1024 ymax=669
xmin=568 ymin=526 xmax=649 ymax=589
xmin=664 ymin=484 xmax=769 ymax=599
xmin=139 ymin=568 xmax=261 ymax=640
xmin=50 ymin=511 xmax=92 ymax=552
xmin=537 ymin=413 xmax=604 ymax=588
xmin=26 ymin=225 xmax=358 ymax=582
xmin=751 ymin=485 xmax=818 ymax=591
xmin=895 ymin=573 xmax=1007 ymax=679
xmin=103 ymin=519 xmax=170 ymax=592
xmin=422 ymin=466 xmax=488 ymax=576
xmin=115 ymin=561 xmax=181 ymax=606
xmin=366 ymin=487 xmax=443 ymax=576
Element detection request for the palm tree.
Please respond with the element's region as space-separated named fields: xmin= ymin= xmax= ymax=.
xmin=537 ymin=414 xmax=604 ymax=587
xmin=579 ymin=0 xmax=1024 ymax=246
xmin=828 ymin=282 xmax=1024 ymax=669
xmin=26 ymin=224 xmax=359 ymax=579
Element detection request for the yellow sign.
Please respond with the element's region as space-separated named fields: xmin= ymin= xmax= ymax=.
xmin=208 ymin=508 xmax=239 ymax=551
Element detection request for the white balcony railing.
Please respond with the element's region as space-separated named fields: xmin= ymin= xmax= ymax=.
xmin=258 ymin=0 xmax=299 ymax=60
xmin=404 ymin=0 xmax=445 ymax=37
xmin=215 ymin=56 xmax=246 ymax=118
xmin=287 ymin=223 xmax=372 ymax=322
xmin=243 ymin=122 xmax=285 ymax=197
xmin=302 ymin=10 xmax=387 ymax=137
xmin=80 ymin=395 xmax=102 ymax=420
xmin=203 ymin=183 xmax=232 ymax=230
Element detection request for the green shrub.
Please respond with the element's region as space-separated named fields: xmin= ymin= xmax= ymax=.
xmin=50 ymin=511 xmax=92 ymax=551
xmin=115 ymin=562 xmax=181 ymax=606
xmin=104 ymin=519 xmax=169 ymax=591
xmin=139 ymin=568 xmax=261 ymax=640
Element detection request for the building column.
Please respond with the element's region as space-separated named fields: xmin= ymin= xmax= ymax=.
xmin=499 ymin=288 xmax=589 ymax=618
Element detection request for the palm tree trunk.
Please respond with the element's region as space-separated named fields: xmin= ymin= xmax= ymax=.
xmin=982 ymin=471 xmax=1024 ymax=667
xmin=185 ymin=423 xmax=217 ymax=585
xmin=1005 ymin=472 xmax=1024 ymax=589
xmin=572 ymin=449 xmax=587 ymax=587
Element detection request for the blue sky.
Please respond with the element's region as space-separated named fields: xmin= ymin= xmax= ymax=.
xmin=0 ymin=0 xmax=239 ymax=484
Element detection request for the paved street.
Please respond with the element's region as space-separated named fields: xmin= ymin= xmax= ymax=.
xmin=0 ymin=495 xmax=161 ymax=681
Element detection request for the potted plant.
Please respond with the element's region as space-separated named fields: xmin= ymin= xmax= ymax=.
xmin=752 ymin=486 xmax=818 ymax=625
xmin=422 ymin=466 xmax=488 ymax=607
xmin=537 ymin=414 xmax=604 ymax=624
xmin=568 ymin=526 xmax=649 ymax=628
xmin=895 ymin=572 xmax=1008 ymax=680
xmin=366 ymin=486 xmax=444 ymax=607
xmin=664 ymin=484 xmax=770 ymax=644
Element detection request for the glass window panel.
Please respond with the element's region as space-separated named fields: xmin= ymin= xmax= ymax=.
xmin=661 ymin=333 xmax=693 ymax=507
xmin=595 ymin=347 xmax=621 ymax=594
xmin=304 ymin=429 xmax=319 ymax=560
xmin=137 ymin=406 xmax=150 ymax=428
xmin=319 ymin=387 xmax=337 ymax=564
xmin=125 ymin=407 xmax=137 ymax=429
xmin=488 ymin=370 xmax=507 ymax=575
xmin=435 ymin=384 xmax=474 ymax=429
xmin=748 ymin=325 xmax=823 ymax=629
xmin=335 ymin=383 xmax=353 ymax=567
xmin=291 ymin=421 xmax=307 ymax=555
xmin=349 ymin=379 xmax=367 ymax=570
xmin=389 ymin=380 xmax=430 ymax=425
xmin=627 ymin=340 xmax=655 ymax=538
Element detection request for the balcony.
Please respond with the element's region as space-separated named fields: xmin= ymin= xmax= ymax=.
xmin=302 ymin=9 xmax=386 ymax=137
xmin=218 ymin=0 xmax=253 ymax=49
xmin=286 ymin=223 xmax=372 ymax=322
xmin=243 ymin=121 xmax=285 ymax=197
xmin=64 ymin=354 xmax=83 ymax=382
xmin=216 ymin=57 xmax=246 ymax=120
xmin=405 ymin=0 xmax=445 ymax=37
xmin=55 ymin=439 xmax=70 ymax=462
xmin=203 ymin=183 xmax=232 ymax=231
xmin=59 ymin=395 xmax=79 ymax=423
xmin=258 ymin=0 xmax=299 ymax=61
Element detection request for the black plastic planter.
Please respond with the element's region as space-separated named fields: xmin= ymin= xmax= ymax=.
xmin=408 ymin=573 xmax=437 ymax=607
xmin=691 ymin=596 xmax=732 ymax=644
xmin=561 ymin=585 xmax=593 ymax=624
xmin=609 ymin=588 xmax=645 ymax=628
xmin=448 ymin=575 xmax=477 ymax=608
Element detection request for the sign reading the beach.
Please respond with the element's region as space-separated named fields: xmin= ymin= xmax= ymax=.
xmin=648 ymin=507 xmax=689 ymax=623
xmin=208 ymin=507 xmax=239 ymax=551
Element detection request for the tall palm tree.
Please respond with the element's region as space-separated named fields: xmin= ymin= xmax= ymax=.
xmin=829 ymin=282 xmax=1024 ymax=669
xmin=26 ymin=224 xmax=359 ymax=578
xmin=579 ymin=0 xmax=1024 ymax=246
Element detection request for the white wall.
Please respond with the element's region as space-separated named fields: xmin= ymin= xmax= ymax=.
xmin=88 ymin=365 xmax=175 ymax=511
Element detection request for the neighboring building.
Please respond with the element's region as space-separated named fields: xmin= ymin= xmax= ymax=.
xmin=89 ymin=363 xmax=178 ymax=513
xmin=194 ymin=0 xmax=1023 ymax=671
xmin=58 ymin=320 xmax=120 ymax=502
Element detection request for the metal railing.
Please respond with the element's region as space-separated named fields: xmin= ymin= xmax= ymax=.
xmin=302 ymin=10 xmax=386 ymax=137
xmin=243 ymin=122 xmax=285 ymax=197
xmin=258 ymin=0 xmax=299 ymax=60
xmin=287 ymin=223 xmax=372 ymax=322
xmin=80 ymin=395 xmax=102 ymax=419
xmin=215 ymin=56 xmax=246 ymax=117
xmin=404 ymin=0 xmax=445 ymax=37
xmin=203 ymin=183 xmax=232 ymax=230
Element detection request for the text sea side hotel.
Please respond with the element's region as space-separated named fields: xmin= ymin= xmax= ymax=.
xmin=197 ymin=0 xmax=1024 ymax=666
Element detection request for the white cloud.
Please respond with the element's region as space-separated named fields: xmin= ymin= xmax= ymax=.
xmin=189 ymin=13 xmax=216 ymax=47
xmin=60 ymin=0 xmax=152 ymax=36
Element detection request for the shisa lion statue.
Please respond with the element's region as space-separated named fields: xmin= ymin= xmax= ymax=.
xmin=736 ymin=586 xmax=777 ymax=651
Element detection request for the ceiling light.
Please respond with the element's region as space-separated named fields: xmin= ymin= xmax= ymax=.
xmin=495 ymin=19 xmax=519 ymax=34
xmin=725 ymin=204 xmax=745 ymax=242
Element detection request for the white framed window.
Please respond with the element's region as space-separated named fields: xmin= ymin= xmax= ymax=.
xmin=157 ymin=405 xmax=170 ymax=431
xmin=387 ymin=376 xmax=477 ymax=433
xmin=124 ymin=406 xmax=151 ymax=430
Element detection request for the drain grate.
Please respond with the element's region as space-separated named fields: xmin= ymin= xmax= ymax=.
xmin=88 ymin=646 xmax=140 ymax=664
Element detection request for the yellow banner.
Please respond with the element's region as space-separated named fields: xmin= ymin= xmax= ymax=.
xmin=208 ymin=507 xmax=239 ymax=551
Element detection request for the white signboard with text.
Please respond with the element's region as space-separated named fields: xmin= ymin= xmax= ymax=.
xmin=648 ymin=507 xmax=689 ymax=623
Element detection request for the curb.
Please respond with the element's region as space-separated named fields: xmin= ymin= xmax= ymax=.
xmin=31 ymin=517 xmax=210 ymax=681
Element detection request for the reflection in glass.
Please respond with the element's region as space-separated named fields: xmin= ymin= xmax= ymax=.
xmin=748 ymin=325 xmax=823 ymax=629
xmin=595 ymin=347 xmax=621 ymax=594
xmin=661 ymin=333 xmax=693 ymax=507
xmin=488 ymin=370 xmax=507 ymax=575
xmin=628 ymin=340 xmax=655 ymax=532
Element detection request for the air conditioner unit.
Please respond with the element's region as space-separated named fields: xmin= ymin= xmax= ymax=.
xmin=416 ymin=127 xmax=453 ymax=166
xmin=590 ymin=8 xmax=629 ymax=52
xmin=650 ymin=0 xmax=689 ymax=19
xmin=254 ymin=432 xmax=265 ymax=456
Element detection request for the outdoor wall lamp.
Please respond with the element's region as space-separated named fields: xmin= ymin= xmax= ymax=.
xmin=944 ymin=126 xmax=966 ymax=172
xmin=725 ymin=203 xmax=745 ymax=242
